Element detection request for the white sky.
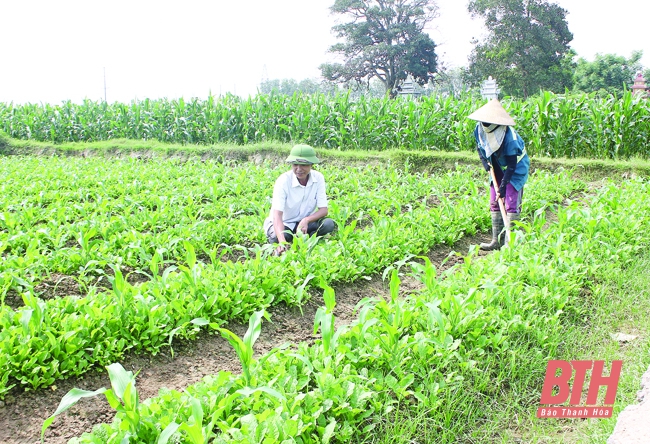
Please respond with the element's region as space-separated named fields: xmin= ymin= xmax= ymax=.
xmin=0 ymin=0 xmax=648 ymax=104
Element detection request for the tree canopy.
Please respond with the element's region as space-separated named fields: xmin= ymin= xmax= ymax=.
xmin=466 ymin=0 xmax=574 ymax=98
xmin=320 ymin=0 xmax=439 ymax=97
xmin=573 ymin=51 xmax=646 ymax=96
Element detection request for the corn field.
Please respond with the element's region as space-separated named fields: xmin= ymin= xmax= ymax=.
xmin=1 ymin=91 xmax=649 ymax=159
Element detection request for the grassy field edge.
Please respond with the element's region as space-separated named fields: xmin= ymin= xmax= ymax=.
xmin=2 ymin=133 xmax=650 ymax=178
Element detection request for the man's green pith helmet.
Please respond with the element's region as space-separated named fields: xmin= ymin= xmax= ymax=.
xmin=286 ymin=144 xmax=320 ymax=165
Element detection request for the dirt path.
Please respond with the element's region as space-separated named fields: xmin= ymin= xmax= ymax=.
xmin=0 ymin=235 xmax=478 ymax=444
xmin=607 ymin=366 xmax=650 ymax=442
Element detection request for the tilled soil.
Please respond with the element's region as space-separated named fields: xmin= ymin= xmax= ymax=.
xmin=0 ymin=236 xmax=480 ymax=444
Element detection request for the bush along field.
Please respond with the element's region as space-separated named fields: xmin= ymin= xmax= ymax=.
xmin=0 ymin=155 xmax=584 ymax=398
xmin=37 ymin=177 xmax=650 ymax=443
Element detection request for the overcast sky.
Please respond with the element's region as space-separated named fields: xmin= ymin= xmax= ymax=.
xmin=0 ymin=0 xmax=648 ymax=104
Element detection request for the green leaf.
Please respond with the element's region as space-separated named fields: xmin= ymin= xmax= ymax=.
xmin=242 ymin=310 xmax=267 ymax=352
xmin=41 ymin=387 xmax=106 ymax=443
xmin=104 ymin=389 xmax=122 ymax=410
xmin=157 ymin=422 xmax=180 ymax=444
xmin=236 ymin=386 xmax=286 ymax=402
xmin=190 ymin=396 xmax=204 ymax=425
xmin=183 ymin=240 xmax=197 ymax=268
xmin=106 ymin=362 xmax=136 ymax=400
xmin=322 ymin=285 xmax=336 ymax=312
xmin=19 ymin=308 xmax=33 ymax=334
xmin=389 ymin=269 xmax=400 ymax=303
xmin=322 ymin=420 xmax=337 ymax=444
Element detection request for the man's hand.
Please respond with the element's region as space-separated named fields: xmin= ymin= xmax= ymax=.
xmin=297 ymin=218 xmax=309 ymax=234
xmin=275 ymin=243 xmax=288 ymax=256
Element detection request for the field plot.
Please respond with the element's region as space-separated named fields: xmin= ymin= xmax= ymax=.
xmin=2 ymin=92 xmax=649 ymax=159
xmin=55 ymin=176 xmax=648 ymax=444
xmin=0 ymin=156 xmax=583 ymax=393
xmin=1 ymin=152 xmax=648 ymax=443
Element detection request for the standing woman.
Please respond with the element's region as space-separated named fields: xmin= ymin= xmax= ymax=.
xmin=467 ymin=99 xmax=530 ymax=250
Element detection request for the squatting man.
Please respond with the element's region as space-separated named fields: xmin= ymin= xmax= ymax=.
xmin=263 ymin=144 xmax=336 ymax=256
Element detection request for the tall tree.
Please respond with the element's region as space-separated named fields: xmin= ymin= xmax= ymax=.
xmin=320 ymin=0 xmax=439 ymax=97
xmin=573 ymin=51 xmax=644 ymax=96
xmin=466 ymin=0 xmax=574 ymax=98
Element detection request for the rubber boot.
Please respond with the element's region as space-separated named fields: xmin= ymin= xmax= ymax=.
xmin=480 ymin=211 xmax=504 ymax=251
xmin=505 ymin=212 xmax=521 ymax=247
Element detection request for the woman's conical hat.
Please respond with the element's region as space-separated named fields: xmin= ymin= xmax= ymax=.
xmin=467 ymin=99 xmax=516 ymax=126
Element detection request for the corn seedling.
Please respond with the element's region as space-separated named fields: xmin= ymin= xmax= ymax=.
xmin=215 ymin=310 xmax=269 ymax=387
xmin=41 ymin=363 xmax=140 ymax=443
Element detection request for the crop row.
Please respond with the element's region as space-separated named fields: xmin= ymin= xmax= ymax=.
xmin=1 ymin=157 xmax=461 ymax=295
xmin=53 ymin=177 xmax=650 ymax=443
xmin=0 ymin=166 xmax=584 ymax=397
xmin=2 ymin=90 xmax=649 ymax=159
